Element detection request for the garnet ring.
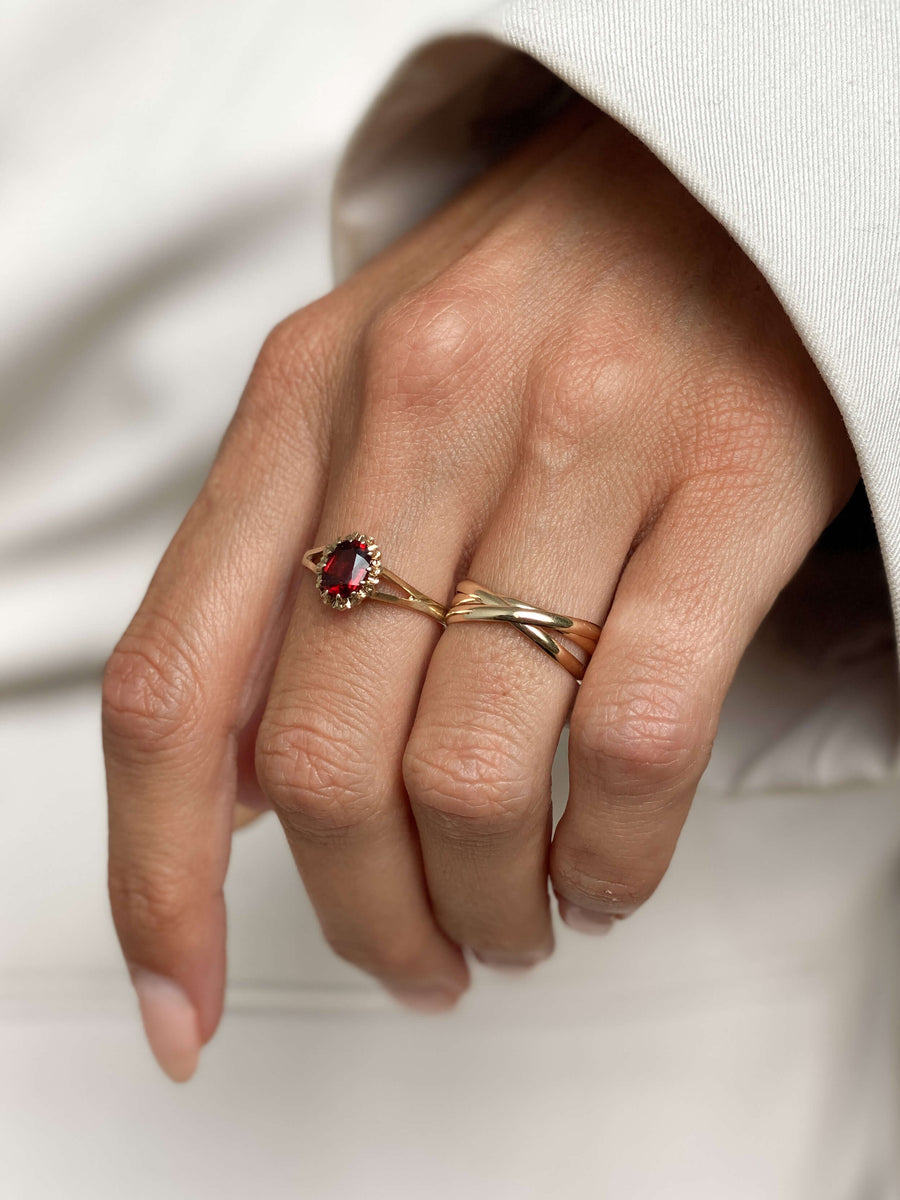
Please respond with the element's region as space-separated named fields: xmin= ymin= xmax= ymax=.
xmin=302 ymin=533 xmax=446 ymax=624
xmin=445 ymin=579 xmax=602 ymax=681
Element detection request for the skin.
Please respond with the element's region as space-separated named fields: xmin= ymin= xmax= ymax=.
xmin=101 ymin=99 xmax=858 ymax=1080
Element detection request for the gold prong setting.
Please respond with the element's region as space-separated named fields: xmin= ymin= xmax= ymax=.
xmin=314 ymin=532 xmax=382 ymax=610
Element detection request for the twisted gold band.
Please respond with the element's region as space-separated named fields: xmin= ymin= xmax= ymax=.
xmin=302 ymin=533 xmax=446 ymax=624
xmin=445 ymin=579 xmax=601 ymax=681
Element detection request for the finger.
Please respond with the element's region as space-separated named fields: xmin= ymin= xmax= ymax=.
xmin=403 ymin=370 xmax=648 ymax=970
xmin=102 ymin=314 xmax=332 ymax=1079
xmin=256 ymin=530 xmax=470 ymax=1008
xmin=254 ymin=287 xmax=518 ymax=1008
xmin=554 ymin=469 xmax=843 ymax=928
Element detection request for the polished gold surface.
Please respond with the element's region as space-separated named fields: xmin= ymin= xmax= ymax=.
xmin=302 ymin=535 xmax=447 ymax=624
xmin=446 ymin=579 xmax=601 ymax=681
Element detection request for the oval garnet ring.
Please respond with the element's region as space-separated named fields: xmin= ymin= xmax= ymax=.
xmin=302 ymin=533 xmax=446 ymax=624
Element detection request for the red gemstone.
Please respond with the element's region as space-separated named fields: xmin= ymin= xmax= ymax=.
xmin=320 ymin=538 xmax=372 ymax=600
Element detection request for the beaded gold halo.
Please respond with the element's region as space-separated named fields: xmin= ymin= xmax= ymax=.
xmin=310 ymin=532 xmax=382 ymax=610
xmin=301 ymin=533 xmax=446 ymax=623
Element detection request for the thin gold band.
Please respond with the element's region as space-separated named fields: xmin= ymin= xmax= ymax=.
xmin=302 ymin=535 xmax=446 ymax=624
xmin=446 ymin=579 xmax=601 ymax=681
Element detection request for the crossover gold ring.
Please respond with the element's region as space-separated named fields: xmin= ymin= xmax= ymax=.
xmin=445 ymin=579 xmax=602 ymax=681
xmin=302 ymin=533 xmax=446 ymax=624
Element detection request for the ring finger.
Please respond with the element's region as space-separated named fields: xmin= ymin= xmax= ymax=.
xmin=403 ymin=401 xmax=650 ymax=968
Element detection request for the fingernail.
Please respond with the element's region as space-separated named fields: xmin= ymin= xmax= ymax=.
xmin=233 ymin=801 xmax=267 ymax=831
xmin=473 ymin=953 xmax=533 ymax=975
xmin=557 ymin=898 xmax=617 ymax=935
xmin=129 ymin=967 xmax=201 ymax=1082
xmin=384 ymin=984 xmax=460 ymax=1013
xmin=473 ymin=949 xmax=550 ymax=974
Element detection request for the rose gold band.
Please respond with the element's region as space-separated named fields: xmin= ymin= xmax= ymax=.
xmin=445 ymin=579 xmax=601 ymax=681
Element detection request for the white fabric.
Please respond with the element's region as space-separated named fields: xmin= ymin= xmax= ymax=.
xmin=1 ymin=1 xmax=899 ymax=1196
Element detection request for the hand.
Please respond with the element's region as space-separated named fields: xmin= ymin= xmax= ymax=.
xmin=102 ymin=100 xmax=858 ymax=1080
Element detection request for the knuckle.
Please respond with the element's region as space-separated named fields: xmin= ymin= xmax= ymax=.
xmin=325 ymin=927 xmax=431 ymax=982
xmin=685 ymin=360 xmax=795 ymax=479
xmin=108 ymin=862 xmax=195 ymax=945
xmin=255 ymin=709 xmax=379 ymax=834
xmin=523 ymin=332 xmax=644 ymax=473
xmin=362 ymin=284 xmax=495 ymax=416
xmin=255 ymin=306 xmax=333 ymax=391
xmin=403 ymin=728 xmax=534 ymax=835
xmin=242 ymin=305 xmax=334 ymax=425
xmin=572 ymin=668 xmax=707 ymax=794
xmin=102 ymin=620 xmax=205 ymax=755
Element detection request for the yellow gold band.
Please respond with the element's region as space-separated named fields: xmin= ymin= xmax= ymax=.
xmin=446 ymin=579 xmax=601 ymax=681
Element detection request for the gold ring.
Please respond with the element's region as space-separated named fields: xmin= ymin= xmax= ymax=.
xmin=445 ymin=579 xmax=601 ymax=681
xmin=302 ymin=533 xmax=446 ymax=624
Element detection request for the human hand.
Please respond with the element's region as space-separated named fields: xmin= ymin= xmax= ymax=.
xmin=102 ymin=100 xmax=858 ymax=1080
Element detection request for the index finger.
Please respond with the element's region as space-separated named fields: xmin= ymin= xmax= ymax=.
xmin=102 ymin=317 xmax=330 ymax=1080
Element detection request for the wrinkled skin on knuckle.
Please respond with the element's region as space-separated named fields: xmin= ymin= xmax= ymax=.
xmin=669 ymin=320 xmax=853 ymax=494
xmin=108 ymin=859 xmax=199 ymax=950
xmin=659 ymin=352 xmax=857 ymax=548
xmin=252 ymin=303 xmax=340 ymax=401
xmin=403 ymin=727 xmax=537 ymax=839
xmin=566 ymin=240 xmax=845 ymax=503
xmin=572 ymin=667 xmax=709 ymax=799
xmin=255 ymin=708 xmax=380 ymax=837
xmin=102 ymin=618 xmax=207 ymax=757
xmin=359 ymin=282 xmax=501 ymax=429
xmin=521 ymin=356 xmax=603 ymax=479
xmin=522 ymin=321 xmax=654 ymax=480
xmin=679 ymin=360 xmax=802 ymax=483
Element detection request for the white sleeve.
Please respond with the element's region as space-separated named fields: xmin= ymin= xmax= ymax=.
xmin=330 ymin=0 xmax=900 ymax=667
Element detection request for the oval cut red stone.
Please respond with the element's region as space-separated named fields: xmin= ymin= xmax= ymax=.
xmin=320 ymin=538 xmax=372 ymax=599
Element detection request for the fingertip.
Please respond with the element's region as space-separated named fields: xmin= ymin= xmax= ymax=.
xmin=130 ymin=967 xmax=202 ymax=1082
xmin=383 ymin=983 xmax=464 ymax=1013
